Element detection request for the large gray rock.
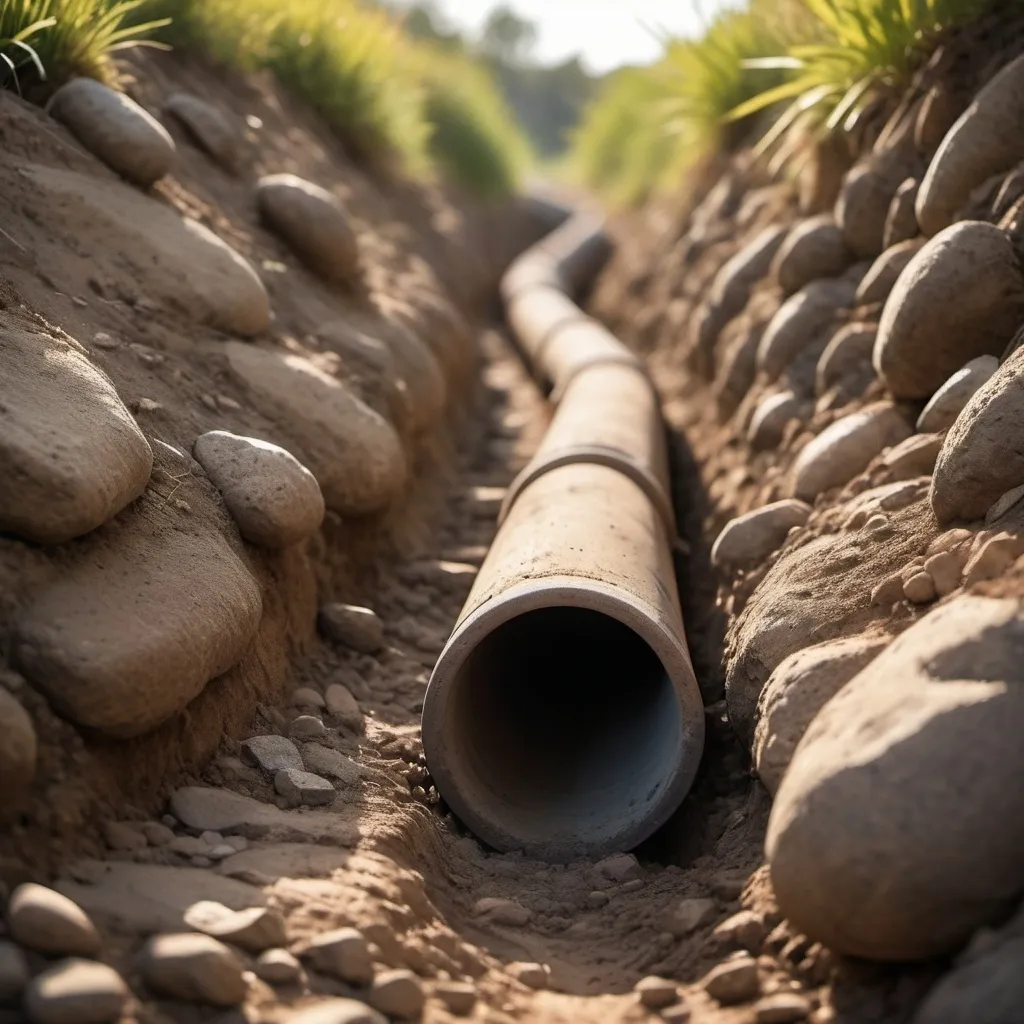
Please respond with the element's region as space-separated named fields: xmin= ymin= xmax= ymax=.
xmin=223 ymin=343 xmax=405 ymax=516
xmin=792 ymin=403 xmax=911 ymax=501
xmin=13 ymin=524 xmax=262 ymax=737
xmin=874 ymin=222 xmax=1024 ymax=399
xmin=193 ymin=431 xmax=324 ymax=548
xmin=0 ymin=688 xmax=36 ymax=814
xmin=932 ymin=347 xmax=1024 ymax=522
xmin=22 ymin=165 xmax=269 ymax=337
xmin=24 ymin=958 xmax=128 ymax=1024
xmin=711 ymin=500 xmax=811 ymax=571
xmin=50 ymin=78 xmax=175 ymax=186
xmin=767 ymin=596 xmax=1024 ymax=960
xmin=753 ymin=635 xmax=887 ymax=795
xmin=917 ymin=356 xmax=999 ymax=433
xmin=163 ymin=93 xmax=241 ymax=171
xmin=914 ymin=939 xmax=1024 ymax=1024
xmin=257 ymin=174 xmax=359 ymax=283
xmin=0 ymin=322 xmax=152 ymax=543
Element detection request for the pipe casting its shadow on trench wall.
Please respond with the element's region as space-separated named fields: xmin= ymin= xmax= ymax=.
xmin=422 ymin=212 xmax=706 ymax=862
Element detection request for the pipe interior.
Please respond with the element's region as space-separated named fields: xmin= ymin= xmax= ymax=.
xmin=446 ymin=606 xmax=683 ymax=851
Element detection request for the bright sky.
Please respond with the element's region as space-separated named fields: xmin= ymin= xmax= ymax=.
xmin=419 ymin=1 xmax=714 ymax=74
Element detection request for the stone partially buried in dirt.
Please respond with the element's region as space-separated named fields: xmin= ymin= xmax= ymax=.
xmin=0 ymin=320 xmax=153 ymax=543
xmin=257 ymin=174 xmax=360 ymax=283
xmin=241 ymin=735 xmax=303 ymax=775
xmin=49 ymin=78 xmax=175 ymax=186
xmin=183 ymin=901 xmax=286 ymax=952
xmin=164 ymin=93 xmax=241 ymax=171
xmin=8 ymin=884 xmax=101 ymax=957
xmin=139 ymin=932 xmax=246 ymax=1005
xmin=13 ymin=523 xmax=262 ymax=737
xmin=855 ymin=238 xmax=924 ymax=305
xmin=22 ymin=165 xmax=269 ymax=336
xmin=792 ymin=403 xmax=911 ymax=501
xmin=255 ymin=948 xmax=302 ymax=986
xmin=319 ymin=604 xmax=384 ymax=653
xmin=880 ymin=433 xmax=943 ymax=482
xmin=305 ymin=927 xmax=372 ymax=984
xmin=913 ymin=938 xmax=1024 ymax=1024
xmin=873 ymin=221 xmax=1024 ymax=399
xmin=767 ymin=595 xmax=1024 ymax=960
xmin=193 ymin=431 xmax=325 ymax=548
xmin=369 ymin=969 xmax=425 ymax=1018
xmin=223 ymin=343 xmax=405 ymax=515
xmin=275 ymin=768 xmax=335 ymax=807
xmin=753 ymin=635 xmax=887 ymax=796
xmin=916 ymin=356 xmax=998 ymax=433
xmin=711 ymin=500 xmax=811 ymax=571
xmin=932 ymin=347 xmax=1024 ymax=522
xmin=703 ymin=956 xmax=760 ymax=1005
xmin=24 ymin=958 xmax=128 ymax=1024
xmin=772 ymin=216 xmax=850 ymax=295
xmin=815 ymin=322 xmax=877 ymax=395
xmin=748 ymin=392 xmax=802 ymax=450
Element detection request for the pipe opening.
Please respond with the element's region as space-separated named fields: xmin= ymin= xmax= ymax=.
xmin=444 ymin=606 xmax=683 ymax=855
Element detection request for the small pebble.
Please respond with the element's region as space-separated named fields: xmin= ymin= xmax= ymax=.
xmin=254 ymin=948 xmax=302 ymax=986
xmin=434 ymin=980 xmax=476 ymax=1015
xmin=924 ymin=551 xmax=963 ymax=597
xmin=0 ymin=940 xmax=29 ymax=1001
xmin=183 ymin=901 xmax=286 ymax=952
xmin=318 ymin=604 xmax=384 ymax=653
xmin=169 ymin=836 xmax=209 ymax=858
xmin=665 ymin=897 xmax=717 ymax=937
xmin=209 ymin=844 xmax=236 ymax=860
xmin=509 ymin=962 xmax=549 ymax=990
xmin=662 ymin=1004 xmax=692 ymax=1023
xmin=24 ymin=958 xmax=128 ymax=1024
xmin=305 ymin=927 xmax=372 ymax=984
xmin=586 ymin=891 xmax=609 ymax=908
xmin=713 ymin=911 xmax=766 ymax=952
xmin=139 ymin=932 xmax=246 ymax=1006
xmin=324 ymin=683 xmax=363 ymax=727
xmin=473 ymin=897 xmax=531 ymax=926
xmin=755 ymin=992 xmax=812 ymax=1022
xmin=290 ymin=715 xmax=328 ymax=741
xmin=621 ymin=878 xmax=644 ymax=893
xmin=704 ymin=956 xmax=761 ymax=1005
xmin=8 ymin=884 xmax=101 ymax=957
xmin=275 ymin=768 xmax=335 ymax=807
xmin=635 ymin=975 xmax=678 ymax=1009
xmin=225 ymin=835 xmax=249 ymax=852
xmin=595 ymin=853 xmax=640 ymax=883
xmin=200 ymin=831 xmax=224 ymax=846
xmin=240 ymin=734 xmax=304 ymax=774
xmin=369 ymin=969 xmax=425 ymax=1019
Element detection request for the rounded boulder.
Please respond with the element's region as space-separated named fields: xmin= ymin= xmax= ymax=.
xmin=767 ymin=596 xmax=1024 ymax=960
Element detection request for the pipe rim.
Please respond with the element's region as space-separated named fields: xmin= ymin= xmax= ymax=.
xmin=422 ymin=576 xmax=706 ymax=861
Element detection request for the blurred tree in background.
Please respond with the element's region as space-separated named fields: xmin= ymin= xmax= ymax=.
xmin=396 ymin=1 xmax=597 ymax=160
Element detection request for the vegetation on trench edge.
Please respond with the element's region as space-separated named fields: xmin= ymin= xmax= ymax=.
xmin=571 ymin=0 xmax=996 ymax=207
xmin=0 ymin=0 xmax=531 ymax=198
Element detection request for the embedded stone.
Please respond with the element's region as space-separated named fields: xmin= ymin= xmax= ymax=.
xmin=274 ymin=769 xmax=335 ymax=807
xmin=635 ymin=975 xmax=678 ymax=1009
xmin=8 ymin=884 xmax=101 ymax=957
xmin=748 ymin=392 xmax=802 ymax=450
xmin=704 ymin=956 xmax=760 ymax=1005
xmin=917 ymin=356 xmax=999 ymax=433
xmin=880 ymin=433 xmax=942 ymax=482
xmin=285 ymin=999 xmax=386 ymax=1024
xmin=50 ymin=78 xmax=175 ymax=186
xmin=223 ymin=343 xmax=405 ymax=515
xmin=368 ymin=969 xmax=425 ymax=1018
xmin=193 ymin=431 xmax=325 ymax=548
xmin=183 ymin=901 xmax=286 ymax=952
xmin=257 ymin=174 xmax=360 ymax=283
xmin=792 ymin=404 xmax=911 ymax=501
xmin=254 ymin=948 xmax=302 ymax=985
xmin=772 ymin=216 xmax=850 ymax=295
xmin=753 ymin=635 xmax=887 ymax=796
xmin=139 ymin=932 xmax=246 ymax=1005
xmin=665 ymin=897 xmax=717 ymax=937
xmin=241 ymin=735 xmax=303 ymax=775
xmin=815 ymin=322 xmax=877 ymax=395
xmin=0 ymin=321 xmax=153 ymax=543
xmin=164 ymin=93 xmax=241 ymax=171
xmin=435 ymin=981 xmax=476 ymax=1015
xmin=855 ymin=239 xmax=924 ymax=305
xmin=913 ymin=938 xmax=1024 ymax=1024
xmin=24 ymin=959 xmax=128 ymax=1024
xmin=508 ymin=962 xmax=549 ymax=990
xmin=305 ymin=927 xmax=372 ymax=984
xmin=22 ymin=165 xmax=269 ymax=336
xmin=712 ymin=501 xmax=811 ymax=571
xmin=319 ymin=605 xmax=384 ymax=653
xmin=13 ymin=525 xmax=262 ymax=737
xmin=767 ymin=596 xmax=1024 ymax=960
xmin=0 ymin=688 xmax=36 ymax=813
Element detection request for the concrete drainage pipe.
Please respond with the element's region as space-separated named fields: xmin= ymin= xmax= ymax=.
xmin=422 ymin=214 xmax=706 ymax=861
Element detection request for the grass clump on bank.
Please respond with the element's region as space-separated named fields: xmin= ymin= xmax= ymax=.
xmin=0 ymin=0 xmax=163 ymax=91
xmin=136 ymin=0 xmax=529 ymax=195
xmin=572 ymin=0 xmax=995 ymax=206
